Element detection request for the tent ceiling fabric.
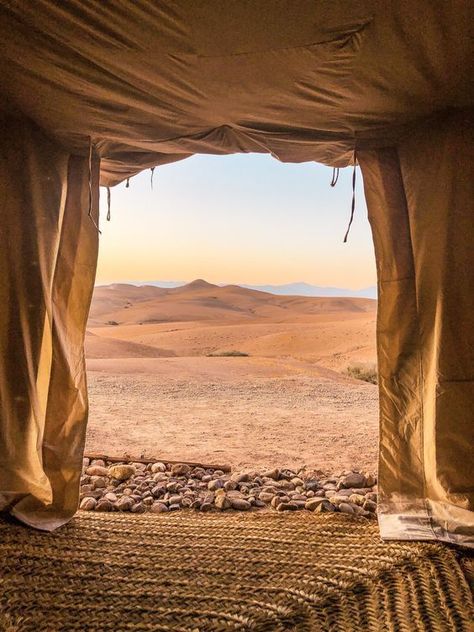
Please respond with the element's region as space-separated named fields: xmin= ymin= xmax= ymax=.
xmin=0 ymin=0 xmax=472 ymax=186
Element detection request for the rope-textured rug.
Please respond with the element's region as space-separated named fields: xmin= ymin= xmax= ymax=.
xmin=0 ymin=512 xmax=472 ymax=631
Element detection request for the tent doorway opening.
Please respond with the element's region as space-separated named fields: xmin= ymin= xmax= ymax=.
xmin=83 ymin=154 xmax=379 ymax=512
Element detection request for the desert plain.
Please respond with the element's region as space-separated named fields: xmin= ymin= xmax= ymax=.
xmin=85 ymin=280 xmax=378 ymax=473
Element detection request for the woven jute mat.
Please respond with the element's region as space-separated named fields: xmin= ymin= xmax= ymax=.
xmin=0 ymin=512 xmax=472 ymax=631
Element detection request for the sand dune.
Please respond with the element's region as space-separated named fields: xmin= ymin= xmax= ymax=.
xmin=85 ymin=281 xmax=378 ymax=470
xmin=87 ymin=280 xmax=377 ymax=369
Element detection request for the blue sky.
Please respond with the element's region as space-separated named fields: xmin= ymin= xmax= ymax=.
xmin=97 ymin=153 xmax=376 ymax=289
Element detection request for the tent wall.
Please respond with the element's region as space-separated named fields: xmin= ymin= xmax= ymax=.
xmin=0 ymin=116 xmax=99 ymax=530
xmin=359 ymin=109 xmax=474 ymax=546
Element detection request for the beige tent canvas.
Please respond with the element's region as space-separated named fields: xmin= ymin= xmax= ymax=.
xmin=0 ymin=1 xmax=472 ymax=544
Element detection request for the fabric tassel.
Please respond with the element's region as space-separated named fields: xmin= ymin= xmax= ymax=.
xmin=343 ymin=151 xmax=357 ymax=243
xmin=151 ymin=167 xmax=155 ymax=190
xmin=330 ymin=167 xmax=340 ymax=187
xmin=126 ymin=177 xmax=130 ymax=188
xmin=87 ymin=137 xmax=101 ymax=234
xmin=106 ymin=187 xmax=111 ymax=221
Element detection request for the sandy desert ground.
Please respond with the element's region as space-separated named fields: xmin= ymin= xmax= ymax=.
xmin=85 ymin=280 xmax=379 ymax=473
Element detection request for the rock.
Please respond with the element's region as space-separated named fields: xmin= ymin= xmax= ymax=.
xmin=168 ymin=495 xmax=182 ymax=505
xmin=108 ymin=464 xmax=136 ymax=481
xmin=153 ymin=472 xmax=168 ymax=482
xmin=115 ymin=497 xmax=134 ymax=511
xmin=364 ymin=473 xmax=377 ymax=487
xmin=262 ymin=468 xmax=280 ymax=480
xmin=143 ymin=497 xmax=154 ymax=506
xmin=200 ymin=502 xmax=213 ymax=512
xmin=151 ymin=462 xmax=167 ymax=473
xmin=96 ymin=499 xmax=114 ymax=512
xmin=259 ymin=492 xmax=275 ymax=504
xmin=181 ymin=497 xmax=193 ymax=508
xmin=91 ymin=476 xmax=107 ymax=489
xmin=80 ymin=497 xmax=97 ymax=511
xmin=208 ymin=479 xmax=224 ymax=491
xmin=230 ymin=498 xmax=251 ymax=511
xmin=339 ymin=472 xmax=366 ymax=489
xmin=82 ymin=457 xmax=90 ymax=468
xmin=253 ymin=499 xmax=266 ymax=508
xmin=305 ymin=498 xmax=327 ymax=511
xmin=348 ymin=493 xmax=365 ymax=506
xmin=80 ymin=484 xmax=93 ymax=494
xmin=365 ymin=492 xmax=378 ymax=503
xmin=329 ymin=495 xmax=357 ymax=506
xmin=215 ymin=495 xmax=231 ymax=510
xmin=150 ymin=502 xmax=168 ymax=513
xmin=291 ymin=477 xmax=304 ymax=487
xmin=304 ymin=480 xmax=320 ymax=492
xmin=276 ymin=502 xmax=299 ymax=511
xmin=131 ymin=502 xmax=146 ymax=513
xmin=231 ymin=473 xmax=250 ymax=483
xmin=104 ymin=492 xmax=117 ymax=502
xmin=363 ymin=499 xmax=377 ymax=513
xmin=224 ymin=480 xmax=238 ymax=491
xmin=314 ymin=500 xmax=336 ymax=513
xmin=168 ymin=503 xmax=181 ymax=511
xmin=171 ymin=463 xmax=192 ymax=477
xmin=166 ymin=481 xmax=181 ymax=493
xmin=86 ymin=465 xmax=108 ymax=477
xmin=338 ymin=502 xmax=355 ymax=514
xmin=91 ymin=459 xmax=106 ymax=468
xmin=275 ymin=480 xmax=295 ymax=490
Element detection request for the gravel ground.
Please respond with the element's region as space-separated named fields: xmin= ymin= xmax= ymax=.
xmin=86 ymin=357 xmax=379 ymax=473
xmin=80 ymin=458 xmax=378 ymax=517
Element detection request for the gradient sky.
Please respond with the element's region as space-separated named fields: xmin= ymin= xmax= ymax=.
xmin=96 ymin=153 xmax=376 ymax=289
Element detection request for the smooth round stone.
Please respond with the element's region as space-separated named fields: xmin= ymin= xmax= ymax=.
xmin=91 ymin=476 xmax=107 ymax=489
xmin=80 ymin=497 xmax=96 ymax=511
xmin=363 ymin=499 xmax=377 ymax=513
xmin=339 ymin=472 xmax=366 ymax=489
xmin=108 ymin=464 xmax=136 ymax=481
xmin=338 ymin=502 xmax=355 ymax=514
xmin=104 ymin=492 xmax=117 ymax=502
xmin=96 ymin=499 xmax=114 ymax=512
xmin=91 ymin=459 xmax=106 ymax=468
xmin=208 ymin=479 xmax=224 ymax=491
xmin=131 ymin=502 xmax=146 ymax=513
xmin=86 ymin=466 xmax=108 ymax=477
xmin=150 ymin=502 xmax=168 ymax=513
xmin=168 ymin=495 xmax=182 ymax=505
xmin=171 ymin=463 xmax=191 ymax=477
xmin=168 ymin=503 xmax=181 ymax=511
xmin=181 ymin=497 xmax=193 ymax=508
xmin=230 ymin=498 xmax=251 ymax=511
xmin=200 ymin=502 xmax=213 ymax=512
xmin=115 ymin=497 xmax=134 ymax=511
xmin=259 ymin=492 xmax=274 ymax=504
xmin=276 ymin=502 xmax=299 ymax=511
xmin=142 ymin=497 xmax=154 ymax=506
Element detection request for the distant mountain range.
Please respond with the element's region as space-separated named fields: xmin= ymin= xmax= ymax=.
xmin=110 ymin=280 xmax=377 ymax=299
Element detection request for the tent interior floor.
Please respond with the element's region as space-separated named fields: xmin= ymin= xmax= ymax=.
xmin=0 ymin=512 xmax=473 ymax=631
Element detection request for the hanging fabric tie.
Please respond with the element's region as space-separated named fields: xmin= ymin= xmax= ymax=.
xmin=87 ymin=136 xmax=101 ymax=234
xmin=343 ymin=150 xmax=357 ymax=243
xmin=126 ymin=177 xmax=130 ymax=188
xmin=106 ymin=187 xmax=111 ymax=221
xmin=330 ymin=167 xmax=340 ymax=187
xmin=150 ymin=167 xmax=155 ymax=190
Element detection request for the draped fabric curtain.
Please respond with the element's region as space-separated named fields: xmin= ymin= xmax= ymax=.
xmin=359 ymin=109 xmax=474 ymax=547
xmin=0 ymin=110 xmax=472 ymax=545
xmin=0 ymin=116 xmax=99 ymax=530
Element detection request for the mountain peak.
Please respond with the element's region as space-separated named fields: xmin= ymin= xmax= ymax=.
xmin=184 ymin=279 xmax=217 ymax=290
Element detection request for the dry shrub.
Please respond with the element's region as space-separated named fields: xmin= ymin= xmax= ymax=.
xmin=206 ymin=350 xmax=249 ymax=357
xmin=344 ymin=363 xmax=378 ymax=384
